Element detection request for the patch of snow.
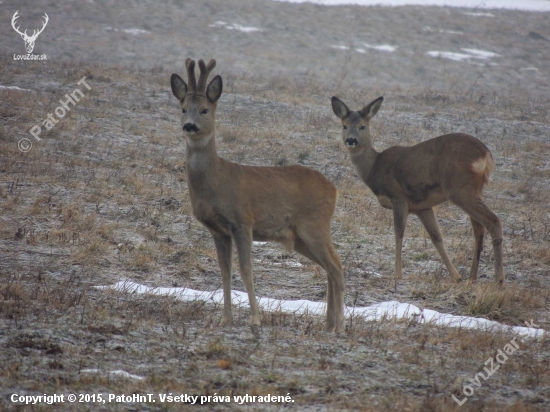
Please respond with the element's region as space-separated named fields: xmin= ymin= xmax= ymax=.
xmin=253 ymin=259 xmax=303 ymax=267
xmin=333 ymin=44 xmax=396 ymax=53
xmin=253 ymin=241 xmax=268 ymax=245
xmin=427 ymin=48 xmax=499 ymax=62
xmin=105 ymin=27 xmax=149 ymax=35
xmin=210 ymin=21 xmax=262 ymax=33
xmin=99 ymin=281 xmax=547 ymax=339
xmin=122 ymin=28 xmax=149 ymax=35
xmin=81 ymin=369 xmax=145 ymax=380
xmin=272 ymin=0 xmax=550 ymax=12
xmin=424 ymin=26 xmax=464 ymax=34
xmin=272 ymin=261 xmax=304 ymax=268
xmin=520 ymin=67 xmax=539 ymax=71
xmin=0 ymin=85 xmax=32 ymax=92
xmin=427 ymin=51 xmax=476 ymax=61
xmin=461 ymin=48 xmax=500 ymax=58
xmin=463 ymin=12 xmax=495 ymax=16
xmin=363 ymin=43 xmax=397 ymax=52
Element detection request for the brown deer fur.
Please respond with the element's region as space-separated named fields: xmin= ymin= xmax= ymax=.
xmin=170 ymin=59 xmax=345 ymax=332
xmin=332 ymin=95 xmax=504 ymax=283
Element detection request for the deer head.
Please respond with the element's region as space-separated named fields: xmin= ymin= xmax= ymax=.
xmin=331 ymin=96 xmax=383 ymax=152
xmin=12 ymin=11 xmax=49 ymax=54
xmin=170 ymin=58 xmax=222 ymax=147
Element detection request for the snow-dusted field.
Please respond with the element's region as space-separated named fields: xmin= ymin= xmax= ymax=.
xmin=1 ymin=0 xmax=550 ymax=410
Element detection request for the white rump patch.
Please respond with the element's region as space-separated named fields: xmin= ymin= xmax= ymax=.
xmin=471 ymin=156 xmax=487 ymax=174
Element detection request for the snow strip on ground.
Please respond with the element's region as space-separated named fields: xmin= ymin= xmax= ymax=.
xmin=99 ymin=281 xmax=546 ymax=339
xmin=81 ymin=369 xmax=145 ymax=380
xmin=0 ymin=85 xmax=32 ymax=92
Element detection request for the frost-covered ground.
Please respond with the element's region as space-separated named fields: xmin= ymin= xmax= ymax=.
xmin=1 ymin=0 xmax=550 ymax=410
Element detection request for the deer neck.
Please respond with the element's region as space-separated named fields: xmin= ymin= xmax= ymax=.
xmin=185 ymin=133 xmax=220 ymax=190
xmin=350 ymin=144 xmax=379 ymax=183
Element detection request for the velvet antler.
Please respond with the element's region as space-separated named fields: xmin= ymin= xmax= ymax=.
xmin=197 ymin=59 xmax=216 ymax=92
xmin=185 ymin=58 xmax=197 ymax=93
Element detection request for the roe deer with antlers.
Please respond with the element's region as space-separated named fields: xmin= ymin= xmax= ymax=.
xmin=331 ymin=96 xmax=503 ymax=283
xmin=170 ymin=59 xmax=345 ymax=332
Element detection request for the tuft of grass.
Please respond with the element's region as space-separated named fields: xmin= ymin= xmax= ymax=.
xmin=297 ymin=151 xmax=309 ymax=163
xmin=413 ymin=252 xmax=430 ymax=262
xmin=202 ymin=339 xmax=227 ymax=359
xmin=458 ymin=284 xmax=545 ymax=324
xmin=275 ymin=156 xmax=288 ymax=166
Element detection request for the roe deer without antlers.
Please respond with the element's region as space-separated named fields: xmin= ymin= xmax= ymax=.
xmin=170 ymin=58 xmax=345 ymax=332
xmin=331 ymin=96 xmax=504 ymax=283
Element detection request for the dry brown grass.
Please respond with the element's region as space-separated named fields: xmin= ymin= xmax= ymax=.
xmin=2 ymin=4 xmax=550 ymax=408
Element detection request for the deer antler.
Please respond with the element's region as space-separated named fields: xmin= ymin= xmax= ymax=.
xmin=185 ymin=58 xmax=197 ymax=93
xmin=197 ymin=59 xmax=216 ymax=92
xmin=11 ymin=11 xmax=26 ymax=38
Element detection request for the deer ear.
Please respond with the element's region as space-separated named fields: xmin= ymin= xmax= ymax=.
xmin=360 ymin=96 xmax=383 ymax=120
xmin=206 ymin=75 xmax=223 ymax=103
xmin=170 ymin=74 xmax=187 ymax=101
xmin=331 ymin=96 xmax=350 ymax=119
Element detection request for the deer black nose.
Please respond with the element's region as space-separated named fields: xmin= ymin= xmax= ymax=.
xmin=183 ymin=123 xmax=199 ymax=132
xmin=345 ymin=137 xmax=359 ymax=147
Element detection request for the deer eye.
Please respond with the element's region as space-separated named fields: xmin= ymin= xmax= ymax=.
xmin=200 ymin=109 xmax=208 ymax=114
xmin=360 ymin=125 xmax=366 ymax=130
xmin=181 ymin=108 xmax=186 ymax=114
xmin=343 ymin=125 xmax=347 ymax=130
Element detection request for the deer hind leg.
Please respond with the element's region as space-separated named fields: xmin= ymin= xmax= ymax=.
xmin=451 ymin=195 xmax=504 ymax=284
xmin=294 ymin=236 xmax=338 ymax=330
xmin=295 ymin=228 xmax=345 ymax=333
xmin=415 ymin=208 xmax=461 ymax=281
xmin=232 ymin=227 xmax=261 ymax=326
xmin=392 ymin=201 xmax=409 ymax=280
xmin=212 ymin=232 xmax=233 ymax=326
xmin=469 ymin=218 xmax=485 ymax=283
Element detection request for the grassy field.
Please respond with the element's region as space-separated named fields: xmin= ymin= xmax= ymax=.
xmin=1 ymin=0 xmax=550 ymax=410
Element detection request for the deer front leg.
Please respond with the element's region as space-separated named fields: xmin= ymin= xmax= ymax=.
xmin=212 ymin=232 xmax=233 ymax=326
xmin=392 ymin=201 xmax=409 ymax=280
xmin=232 ymin=227 xmax=261 ymax=327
